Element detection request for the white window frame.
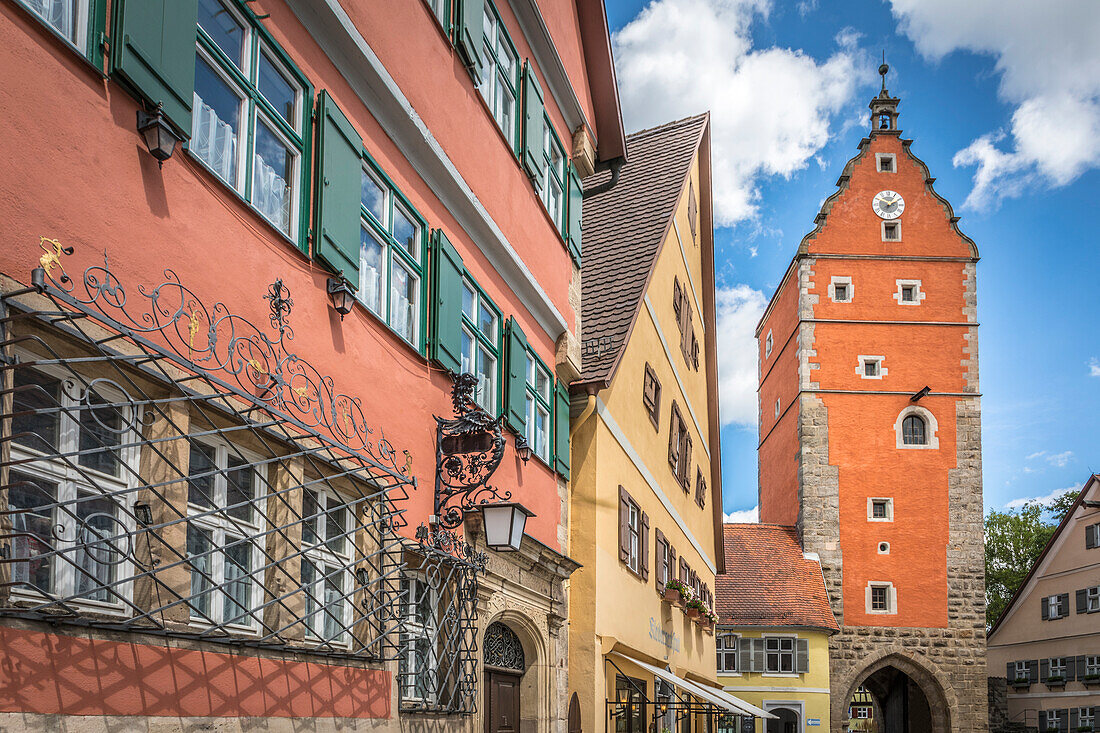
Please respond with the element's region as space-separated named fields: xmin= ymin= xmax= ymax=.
xmin=399 ymin=573 xmax=439 ymax=705
xmin=1087 ymin=655 xmax=1100 ymax=677
xmin=461 ymin=278 xmax=500 ymax=414
xmin=627 ymin=501 xmax=640 ymax=573
xmin=8 ymin=356 xmax=140 ymax=614
xmin=1047 ymin=710 xmax=1062 ymax=728
xmin=1045 ymin=594 xmax=1065 ymax=619
xmin=895 ymin=406 xmax=939 ymax=450
xmin=19 ymin=0 xmax=90 ymax=52
xmin=716 ymin=632 xmax=740 ymax=674
xmin=893 ymin=279 xmax=925 ymax=306
xmin=1049 ymin=657 xmax=1068 ymax=680
xmin=1081 ymin=708 xmax=1095 ymax=730
xmin=1088 ymin=586 xmax=1100 ymax=612
xmin=539 ymin=120 xmax=566 ymax=228
xmin=881 ymin=220 xmax=901 ymax=242
xmin=829 ymin=276 xmax=853 ymax=303
xmin=299 ymin=485 xmax=355 ymax=647
xmin=876 ymin=153 xmax=896 ymax=173
xmin=524 ymin=353 xmax=552 ymax=464
xmin=857 ymin=355 xmax=887 ymax=380
xmin=477 ymin=2 xmax=519 ymax=149
xmin=867 ymin=498 xmax=893 ymax=522
xmin=186 ymin=438 xmax=267 ymax=633
xmin=763 ymin=635 xmax=796 ymax=675
xmin=765 ymin=330 xmax=773 ymax=358
xmin=866 ymin=582 xmax=896 ymax=615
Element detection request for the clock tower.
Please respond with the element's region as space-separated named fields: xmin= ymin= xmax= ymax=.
xmin=755 ymin=64 xmax=987 ymax=732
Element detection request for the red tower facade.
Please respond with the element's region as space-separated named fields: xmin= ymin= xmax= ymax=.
xmin=756 ymin=69 xmax=987 ymax=732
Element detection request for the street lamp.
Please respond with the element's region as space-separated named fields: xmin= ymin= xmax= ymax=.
xmin=479 ymin=502 xmax=535 ymax=552
xmin=515 ymin=435 xmax=532 ymax=464
xmin=136 ymin=105 xmax=182 ymax=168
xmin=327 ymin=277 xmax=356 ymax=320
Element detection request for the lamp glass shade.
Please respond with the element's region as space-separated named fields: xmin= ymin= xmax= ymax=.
xmin=137 ymin=110 xmax=180 ymax=163
xmin=327 ymin=278 xmax=355 ymax=317
xmin=481 ymin=502 xmax=534 ymax=551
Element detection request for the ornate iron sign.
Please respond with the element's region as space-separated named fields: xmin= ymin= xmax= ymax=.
xmin=433 ymin=373 xmax=508 ymax=529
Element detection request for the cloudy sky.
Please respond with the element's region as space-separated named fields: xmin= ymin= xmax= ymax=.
xmin=604 ymin=0 xmax=1100 ymax=520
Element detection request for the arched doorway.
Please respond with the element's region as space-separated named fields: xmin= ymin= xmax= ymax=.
xmin=484 ymin=621 xmax=528 ymax=733
xmin=766 ymin=706 xmax=800 ymax=733
xmin=839 ymin=655 xmax=951 ymax=733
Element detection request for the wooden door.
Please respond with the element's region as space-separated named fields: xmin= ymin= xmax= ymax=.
xmin=486 ymin=670 xmax=521 ymax=733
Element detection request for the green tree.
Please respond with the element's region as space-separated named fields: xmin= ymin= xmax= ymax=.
xmin=984 ymin=488 xmax=1080 ymax=628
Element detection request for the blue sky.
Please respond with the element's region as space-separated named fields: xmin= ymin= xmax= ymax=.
xmin=604 ymin=0 xmax=1100 ymax=518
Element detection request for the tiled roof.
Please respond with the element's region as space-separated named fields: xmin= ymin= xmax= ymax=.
xmin=716 ymin=524 xmax=839 ymax=631
xmin=579 ymin=114 xmax=708 ymax=384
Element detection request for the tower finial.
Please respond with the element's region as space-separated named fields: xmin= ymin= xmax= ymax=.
xmin=879 ymin=51 xmax=889 ymax=95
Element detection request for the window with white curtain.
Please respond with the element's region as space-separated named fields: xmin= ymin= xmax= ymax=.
xmin=20 ymin=0 xmax=85 ymax=48
xmin=461 ymin=279 xmax=500 ymax=413
xmin=190 ymin=0 xmax=305 ymax=239
xmin=477 ymin=1 xmax=519 ymax=149
xmin=300 ymin=487 xmax=354 ymax=646
xmin=524 ymin=353 xmax=552 ymax=463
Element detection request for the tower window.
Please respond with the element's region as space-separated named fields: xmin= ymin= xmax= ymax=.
xmin=868 ymin=498 xmax=893 ymax=522
xmin=876 ymin=153 xmax=896 ymax=173
xmin=856 ymin=355 xmax=886 ymax=380
xmin=894 ymin=280 xmax=924 ymax=305
xmin=774 ymin=398 xmax=781 ymax=418
xmin=902 ymin=415 xmax=926 ymax=445
xmin=765 ymin=330 xmax=773 ymax=358
xmin=901 ymin=286 xmax=914 ymax=302
xmin=866 ymin=582 xmax=895 ymax=614
xmin=829 ymin=276 xmax=853 ymax=303
xmin=882 ymin=222 xmax=900 ymax=241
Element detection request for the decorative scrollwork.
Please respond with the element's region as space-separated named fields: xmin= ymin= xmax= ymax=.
xmin=434 ymin=374 xmax=508 ymax=529
xmin=484 ymin=621 xmax=525 ymax=671
xmin=415 ymin=523 xmax=487 ymax=571
xmin=28 ymin=245 xmax=410 ymax=483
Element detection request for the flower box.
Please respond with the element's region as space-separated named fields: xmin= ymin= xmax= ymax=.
xmin=661 ymin=587 xmax=681 ymax=604
xmin=685 ymin=607 xmax=701 ymax=620
xmin=1084 ymin=674 xmax=1100 ymax=686
xmin=1046 ymin=675 xmax=1066 ymax=688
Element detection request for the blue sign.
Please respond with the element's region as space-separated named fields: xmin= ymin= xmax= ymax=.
xmin=807 ymin=719 xmax=821 ymax=726
xmin=649 ymin=618 xmax=681 ymax=652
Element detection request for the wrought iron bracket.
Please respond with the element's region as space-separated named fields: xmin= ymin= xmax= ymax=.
xmin=433 ymin=374 xmax=508 ymax=529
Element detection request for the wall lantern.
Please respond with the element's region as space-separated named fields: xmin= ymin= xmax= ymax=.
xmin=479 ymin=502 xmax=534 ymax=552
xmin=515 ymin=435 xmax=532 ymax=464
xmin=136 ymin=105 xmax=182 ymax=168
xmin=327 ymin=277 xmax=356 ymax=320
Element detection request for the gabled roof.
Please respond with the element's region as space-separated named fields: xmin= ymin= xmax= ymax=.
xmin=988 ymin=473 xmax=1100 ymax=639
xmin=578 ymin=113 xmax=708 ymax=385
xmin=716 ymin=524 xmax=839 ymax=632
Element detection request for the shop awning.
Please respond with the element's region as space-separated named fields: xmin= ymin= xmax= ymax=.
xmin=609 ymin=652 xmax=775 ymax=720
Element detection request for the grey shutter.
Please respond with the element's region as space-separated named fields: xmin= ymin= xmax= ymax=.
xmin=456 ymin=0 xmax=482 ymax=81
xmin=1039 ymin=711 xmax=1047 ymax=731
xmin=795 ymin=639 xmax=809 ymax=674
xmin=752 ymin=639 xmax=765 ymax=673
xmin=521 ymin=61 xmax=545 ymax=182
xmin=1077 ymin=656 xmax=1087 ymax=679
xmin=1040 ymin=658 xmax=1050 ymax=682
xmin=566 ymin=164 xmax=582 ymax=263
xmin=1067 ymin=657 xmax=1077 ymax=681
xmin=739 ymin=641 xmax=752 ymax=673
xmin=1060 ymin=709 xmax=1070 ymax=732
xmin=504 ymin=317 xmax=527 ymax=434
xmin=429 ymin=229 xmax=464 ymax=375
xmin=1079 ymin=589 xmax=1089 ymax=615
xmin=111 ymin=0 xmax=198 ymax=137
xmin=1042 ymin=596 xmax=1050 ymax=620
xmin=1059 ymin=593 xmax=1070 ymax=618
xmin=1006 ymin=662 xmax=1014 ymax=681
xmin=618 ymin=486 xmax=630 ymax=564
xmin=1070 ymin=709 xmax=1079 ymax=731
xmin=639 ymin=511 xmax=650 ymax=581
xmin=1029 ymin=659 xmax=1039 ymax=683
xmin=314 ymin=91 xmax=363 ymax=283
xmin=1087 ymin=523 xmax=1098 ymax=549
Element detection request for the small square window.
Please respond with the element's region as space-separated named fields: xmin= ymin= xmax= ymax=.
xmin=829 ymin=276 xmax=853 ymax=303
xmin=901 ymin=286 xmax=914 ymax=302
xmin=882 ymin=222 xmax=900 ymax=241
xmin=871 ymin=500 xmax=888 ymax=519
xmin=857 ymin=356 xmax=886 ymax=380
xmin=835 ymin=284 xmax=848 ymax=301
xmin=864 ymin=361 xmax=879 ymax=377
xmin=876 ymin=153 xmax=896 ymax=173
xmin=871 ymin=586 xmax=888 ymax=611
xmin=868 ymin=498 xmax=893 ymax=521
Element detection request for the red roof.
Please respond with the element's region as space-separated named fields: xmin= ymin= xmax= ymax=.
xmin=716 ymin=524 xmax=839 ymax=632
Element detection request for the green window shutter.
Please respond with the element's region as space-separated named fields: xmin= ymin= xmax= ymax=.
xmin=504 ymin=317 xmax=527 ymax=433
xmin=522 ymin=61 xmax=545 ymax=183
xmin=430 ymin=229 xmax=464 ymax=375
xmin=314 ymin=90 xmax=363 ymax=285
xmin=553 ymin=379 xmax=570 ymax=477
xmin=566 ymin=164 xmax=582 ymax=264
xmin=111 ymin=0 xmax=198 ymax=137
xmin=456 ymin=0 xmax=483 ymax=82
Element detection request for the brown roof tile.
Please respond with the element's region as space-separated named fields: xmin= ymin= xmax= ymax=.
xmin=716 ymin=524 xmax=839 ymax=631
xmin=579 ymin=114 xmax=709 ymax=384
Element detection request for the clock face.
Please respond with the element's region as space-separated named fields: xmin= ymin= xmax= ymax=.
xmin=872 ymin=190 xmax=905 ymax=220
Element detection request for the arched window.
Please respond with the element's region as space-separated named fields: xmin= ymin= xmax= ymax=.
xmin=902 ymin=415 xmax=926 ymax=445
xmin=484 ymin=621 xmax=525 ymax=671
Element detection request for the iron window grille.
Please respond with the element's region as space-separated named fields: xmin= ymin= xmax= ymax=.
xmin=0 ymin=250 xmax=422 ymax=662
xmin=484 ymin=621 xmax=525 ymax=671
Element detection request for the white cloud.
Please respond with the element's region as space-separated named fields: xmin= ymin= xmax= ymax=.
xmin=889 ymin=0 xmax=1100 ymax=209
xmin=715 ymin=284 xmax=767 ymax=427
xmin=1089 ymin=357 xmax=1100 ymax=377
xmin=613 ymin=0 xmax=862 ymax=226
xmin=724 ymin=506 xmax=759 ymax=523
xmin=1004 ymin=486 xmax=1079 ymax=511
xmin=1025 ymin=450 xmax=1075 ymax=468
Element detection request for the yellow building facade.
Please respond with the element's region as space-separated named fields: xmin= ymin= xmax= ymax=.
xmin=570 ymin=115 xmax=765 ymax=733
xmin=715 ymin=524 xmax=840 ymax=732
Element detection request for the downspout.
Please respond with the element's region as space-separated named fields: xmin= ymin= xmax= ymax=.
xmin=571 ymin=391 xmax=597 ymax=431
xmin=582 ymin=156 xmax=625 ymax=198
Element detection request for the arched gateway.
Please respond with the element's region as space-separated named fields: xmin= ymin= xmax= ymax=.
xmin=837 ymin=654 xmax=954 ymax=733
